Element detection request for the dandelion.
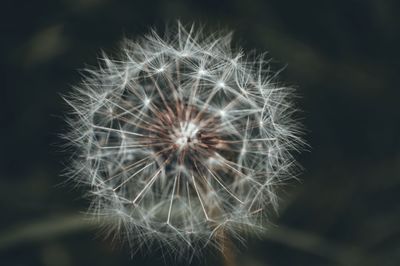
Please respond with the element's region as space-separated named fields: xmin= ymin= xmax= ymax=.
xmin=64 ymin=22 xmax=303 ymax=257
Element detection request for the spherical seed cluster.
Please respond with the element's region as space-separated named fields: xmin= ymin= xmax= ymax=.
xmin=64 ymin=22 xmax=302 ymax=255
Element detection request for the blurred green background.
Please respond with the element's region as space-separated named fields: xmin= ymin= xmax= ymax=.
xmin=1 ymin=0 xmax=399 ymax=265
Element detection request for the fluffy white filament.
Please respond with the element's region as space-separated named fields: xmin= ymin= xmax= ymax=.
xmin=64 ymin=22 xmax=302 ymax=256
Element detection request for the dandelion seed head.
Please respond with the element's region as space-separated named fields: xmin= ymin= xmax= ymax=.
xmin=64 ymin=21 xmax=303 ymax=257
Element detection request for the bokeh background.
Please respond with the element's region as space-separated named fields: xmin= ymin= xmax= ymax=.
xmin=1 ymin=0 xmax=399 ymax=265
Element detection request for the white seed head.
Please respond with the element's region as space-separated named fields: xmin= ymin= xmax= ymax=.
xmin=64 ymin=22 xmax=303 ymax=256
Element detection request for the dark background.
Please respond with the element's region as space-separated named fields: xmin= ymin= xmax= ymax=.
xmin=1 ymin=0 xmax=399 ymax=265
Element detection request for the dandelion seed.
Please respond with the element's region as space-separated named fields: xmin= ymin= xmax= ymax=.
xmin=63 ymin=21 xmax=303 ymax=258
xmin=217 ymin=81 xmax=226 ymax=88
